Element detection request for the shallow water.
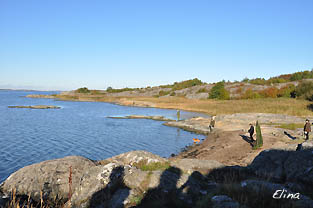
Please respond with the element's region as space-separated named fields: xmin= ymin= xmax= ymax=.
xmin=0 ymin=90 xmax=207 ymax=182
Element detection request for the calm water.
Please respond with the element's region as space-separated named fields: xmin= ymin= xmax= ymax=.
xmin=0 ymin=90 xmax=207 ymax=182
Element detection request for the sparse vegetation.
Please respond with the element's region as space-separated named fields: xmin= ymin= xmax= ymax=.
xmin=106 ymin=87 xmax=136 ymax=93
xmin=196 ymin=88 xmax=209 ymax=94
xmin=264 ymin=123 xmax=303 ymax=130
xmin=133 ymin=161 xmax=171 ymax=171
xmin=160 ymin=78 xmax=204 ymax=90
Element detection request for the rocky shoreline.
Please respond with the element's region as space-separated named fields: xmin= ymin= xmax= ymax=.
xmin=1 ymin=147 xmax=313 ymax=208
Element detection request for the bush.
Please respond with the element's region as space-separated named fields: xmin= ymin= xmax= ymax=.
xmin=260 ymin=87 xmax=279 ymax=98
xmin=75 ymin=87 xmax=90 ymax=93
xmin=159 ymin=78 xmax=204 ymax=90
xmin=241 ymin=89 xmax=262 ymax=99
xmin=107 ymin=87 xmax=135 ymax=93
xmin=249 ymin=78 xmax=266 ymax=85
xmin=159 ymin=90 xmax=170 ymax=96
xmin=253 ymin=121 xmax=263 ymax=150
xmin=209 ymin=82 xmax=230 ymax=100
xmin=277 ymin=84 xmax=296 ymax=97
xmin=170 ymin=92 xmax=176 ymax=96
xmin=290 ymin=70 xmax=313 ymax=81
xmin=294 ymin=81 xmax=313 ymax=100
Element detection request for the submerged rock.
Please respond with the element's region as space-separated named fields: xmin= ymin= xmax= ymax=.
xmin=108 ymin=115 xmax=175 ymax=121
xmin=8 ymin=105 xmax=60 ymax=109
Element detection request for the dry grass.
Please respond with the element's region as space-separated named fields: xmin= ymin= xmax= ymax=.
xmin=5 ymin=189 xmax=67 ymax=208
xmin=54 ymin=94 xmax=313 ymax=116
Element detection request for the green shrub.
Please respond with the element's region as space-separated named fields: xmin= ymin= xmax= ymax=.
xmin=107 ymin=87 xmax=135 ymax=93
xmin=294 ymin=81 xmax=313 ymax=100
xmin=159 ymin=78 xmax=204 ymax=90
xmin=75 ymin=87 xmax=90 ymax=93
xmin=277 ymin=84 xmax=296 ymax=97
xmin=266 ymin=77 xmax=287 ymax=84
xmin=159 ymin=90 xmax=170 ymax=96
xmin=290 ymin=70 xmax=313 ymax=81
xmin=196 ymin=88 xmax=209 ymax=94
xmin=249 ymin=78 xmax=266 ymax=85
xmin=242 ymin=77 xmax=249 ymax=83
xmin=253 ymin=121 xmax=263 ymax=150
xmin=241 ymin=89 xmax=262 ymax=99
xmin=209 ymin=82 xmax=230 ymax=100
xmin=170 ymin=92 xmax=176 ymax=96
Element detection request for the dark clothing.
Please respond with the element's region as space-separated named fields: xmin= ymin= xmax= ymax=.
xmin=248 ymin=126 xmax=254 ymax=141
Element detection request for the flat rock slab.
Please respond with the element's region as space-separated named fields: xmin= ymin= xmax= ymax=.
xmin=8 ymin=105 xmax=61 ymax=109
xmin=164 ymin=117 xmax=211 ymax=135
xmin=107 ymin=115 xmax=175 ymax=121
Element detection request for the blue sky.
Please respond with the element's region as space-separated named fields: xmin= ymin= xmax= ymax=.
xmin=1 ymin=0 xmax=312 ymax=90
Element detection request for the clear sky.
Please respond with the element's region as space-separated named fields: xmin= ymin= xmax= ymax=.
xmin=1 ymin=0 xmax=312 ymax=90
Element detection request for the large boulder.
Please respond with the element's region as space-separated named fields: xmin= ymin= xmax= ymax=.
xmin=0 ymin=156 xmax=96 ymax=203
xmin=240 ymin=180 xmax=313 ymax=208
xmin=249 ymin=149 xmax=313 ymax=185
xmin=69 ymin=163 xmax=128 ymax=208
xmin=248 ymin=149 xmax=291 ymax=181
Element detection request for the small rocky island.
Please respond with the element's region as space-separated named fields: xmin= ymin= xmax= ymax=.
xmin=8 ymin=105 xmax=61 ymax=109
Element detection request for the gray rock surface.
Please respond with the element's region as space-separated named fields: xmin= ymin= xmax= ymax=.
xmin=164 ymin=117 xmax=211 ymax=135
xmin=249 ymin=149 xmax=313 ymax=185
xmin=240 ymin=180 xmax=313 ymax=208
xmin=1 ymin=156 xmax=96 ymax=203
xmin=170 ymin=159 xmax=225 ymax=174
xmin=69 ymin=163 xmax=127 ymax=208
xmin=102 ymin=150 xmax=168 ymax=166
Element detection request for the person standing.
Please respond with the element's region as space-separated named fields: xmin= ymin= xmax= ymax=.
xmin=177 ymin=110 xmax=180 ymax=121
xmin=209 ymin=116 xmax=216 ymax=132
xmin=304 ymin=119 xmax=311 ymax=141
xmin=248 ymin=123 xmax=255 ymax=141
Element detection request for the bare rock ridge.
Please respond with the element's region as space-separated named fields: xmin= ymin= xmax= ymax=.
xmin=1 ymin=149 xmax=313 ymax=208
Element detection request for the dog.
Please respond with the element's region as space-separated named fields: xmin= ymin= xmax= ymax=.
xmin=193 ymin=138 xmax=201 ymax=144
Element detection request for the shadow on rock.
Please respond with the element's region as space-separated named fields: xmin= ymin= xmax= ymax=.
xmin=240 ymin=134 xmax=254 ymax=147
xmin=284 ymin=131 xmax=297 ymax=140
